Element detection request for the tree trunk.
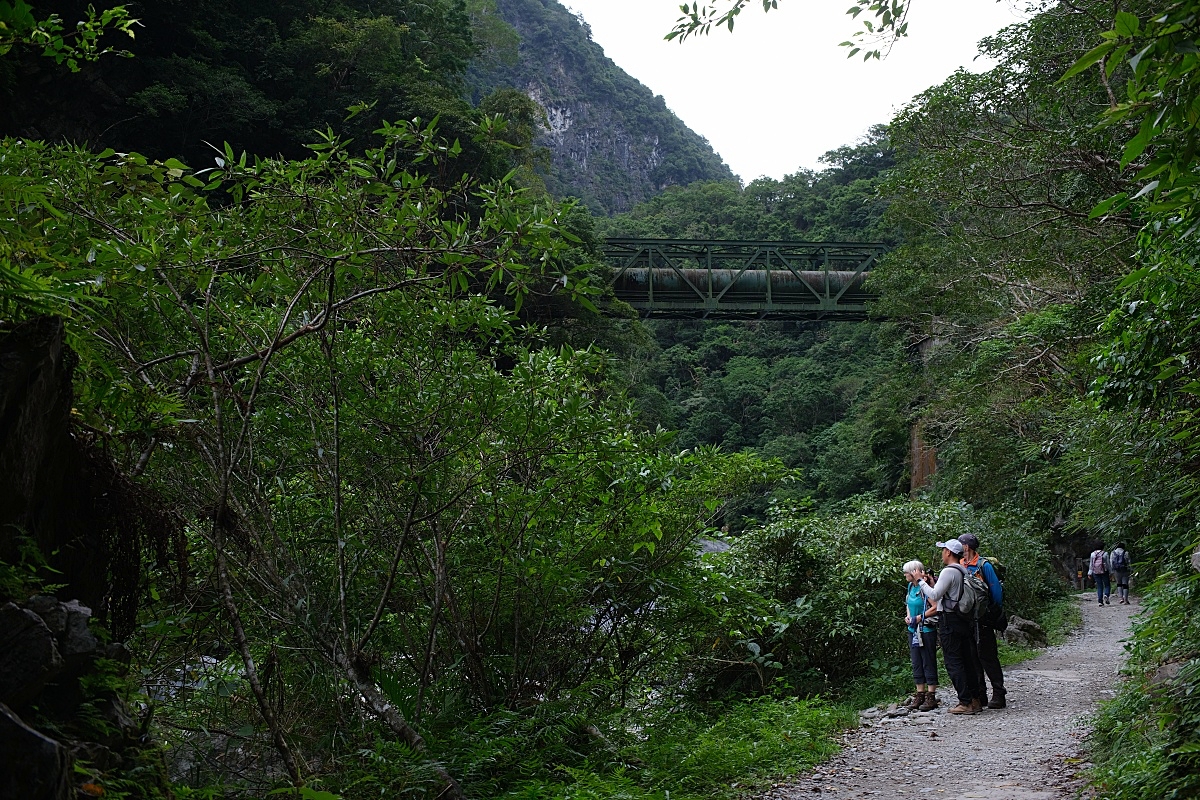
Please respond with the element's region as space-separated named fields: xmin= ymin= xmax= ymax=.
xmin=336 ymin=653 xmax=464 ymax=799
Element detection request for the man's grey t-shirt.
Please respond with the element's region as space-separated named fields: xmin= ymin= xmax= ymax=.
xmin=920 ymin=564 xmax=964 ymax=607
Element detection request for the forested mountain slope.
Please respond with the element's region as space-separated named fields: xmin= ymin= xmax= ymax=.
xmin=0 ymin=0 xmax=509 ymax=169
xmin=469 ymin=0 xmax=734 ymax=213
xmin=0 ymin=0 xmax=733 ymax=213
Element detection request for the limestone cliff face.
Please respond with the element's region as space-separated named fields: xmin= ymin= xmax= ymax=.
xmin=471 ymin=0 xmax=734 ymax=214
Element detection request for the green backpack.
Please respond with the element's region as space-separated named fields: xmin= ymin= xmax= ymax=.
xmin=978 ymin=556 xmax=1009 ymax=631
xmin=981 ymin=556 xmax=1007 ymax=584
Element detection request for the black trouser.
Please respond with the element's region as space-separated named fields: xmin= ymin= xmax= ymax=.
xmin=938 ymin=614 xmax=982 ymax=706
xmin=909 ymin=629 xmax=939 ymax=685
xmin=974 ymin=623 xmax=1004 ymax=702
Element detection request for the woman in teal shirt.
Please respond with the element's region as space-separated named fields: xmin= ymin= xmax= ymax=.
xmin=903 ymin=559 xmax=940 ymax=711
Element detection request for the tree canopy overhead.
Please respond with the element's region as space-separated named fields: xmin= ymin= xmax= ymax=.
xmin=1 ymin=0 xmax=513 ymax=173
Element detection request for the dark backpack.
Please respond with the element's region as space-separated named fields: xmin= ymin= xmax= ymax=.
xmin=947 ymin=564 xmax=990 ymax=622
xmin=975 ymin=558 xmax=1008 ymax=631
xmin=1111 ymin=548 xmax=1130 ymax=571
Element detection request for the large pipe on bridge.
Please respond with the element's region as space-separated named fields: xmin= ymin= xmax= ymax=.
xmin=613 ymin=267 xmax=870 ymax=304
xmin=611 ymin=268 xmax=873 ymax=318
xmin=602 ymin=239 xmax=883 ymax=319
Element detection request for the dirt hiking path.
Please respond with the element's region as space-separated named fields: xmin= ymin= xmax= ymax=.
xmin=762 ymin=594 xmax=1135 ymax=799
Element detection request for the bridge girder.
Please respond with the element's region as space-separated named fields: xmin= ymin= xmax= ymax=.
xmin=603 ymin=239 xmax=884 ymax=320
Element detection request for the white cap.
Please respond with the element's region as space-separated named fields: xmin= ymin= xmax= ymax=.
xmin=936 ymin=539 xmax=965 ymax=555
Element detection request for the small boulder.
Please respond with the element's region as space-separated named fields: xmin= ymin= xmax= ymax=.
xmin=0 ymin=603 xmax=64 ymax=708
xmin=1003 ymin=615 xmax=1048 ymax=648
xmin=0 ymin=701 xmax=72 ymax=800
xmin=103 ymin=643 xmax=132 ymax=676
xmin=67 ymin=740 xmax=122 ymax=772
xmin=58 ymin=601 xmax=100 ymax=664
xmin=1149 ymin=659 xmax=1187 ymax=689
xmin=23 ymin=596 xmax=67 ymax=636
xmin=94 ymin=694 xmax=139 ymax=748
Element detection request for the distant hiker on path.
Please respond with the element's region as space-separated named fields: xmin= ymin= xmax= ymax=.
xmin=918 ymin=539 xmax=984 ymax=714
xmin=1110 ymin=543 xmax=1132 ymax=605
xmin=959 ymin=533 xmax=1006 ymax=709
xmin=1088 ymin=546 xmax=1111 ymax=606
xmin=903 ymin=560 xmax=940 ymax=711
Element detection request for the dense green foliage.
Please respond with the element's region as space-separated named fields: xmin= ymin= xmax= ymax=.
xmin=0 ymin=3 xmax=856 ymax=798
xmin=0 ymin=122 xmax=808 ymax=798
xmin=0 ymin=0 xmax=506 ymax=169
xmin=600 ymin=128 xmax=914 ymax=507
xmin=623 ymin=321 xmax=913 ymax=508
xmin=0 ymin=0 xmax=135 ymax=69
xmin=25 ymin=0 xmax=1200 ymax=797
xmin=0 ymin=0 xmax=730 ymax=210
xmin=597 ymin=127 xmax=893 ymax=242
xmin=870 ymin=1 xmax=1141 ymax=520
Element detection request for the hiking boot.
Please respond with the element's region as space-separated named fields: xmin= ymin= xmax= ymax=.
xmin=948 ymin=703 xmax=975 ymax=715
xmin=905 ymin=692 xmax=926 ymax=709
xmin=919 ymin=693 xmax=939 ymax=712
xmin=987 ymin=693 xmax=1006 ymax=709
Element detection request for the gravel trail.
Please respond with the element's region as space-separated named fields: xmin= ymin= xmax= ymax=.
xmin=761 ymin=594 xmax=1135 ymax=799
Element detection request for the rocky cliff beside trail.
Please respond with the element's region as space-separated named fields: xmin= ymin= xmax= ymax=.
xmin=0 ymin=317 xmax=107 ymax=609
xmin=471 ymin=0 xmax=735 ymax=214
xmin=1 ymin=317 xmax=175 ymax=799
xmin=0 ymin=596 xmax=147 ymax=800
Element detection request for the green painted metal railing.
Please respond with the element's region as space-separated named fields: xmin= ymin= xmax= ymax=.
xmin=603 ymin=239 xmax=884 ymax=320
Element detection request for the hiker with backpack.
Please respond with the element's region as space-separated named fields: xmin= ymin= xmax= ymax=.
xmin=959 ymin=533 xmax=1007 ymax=709
xmin=1087 ymin=546 xmax=1111 ymax=606
xmin=1110 ymin=543 xmax=1132 ymax=604
xmin=916 ymin=539 xmax=985 ymax=715
xmin=903 ymin=560 xmax=940 ymax=711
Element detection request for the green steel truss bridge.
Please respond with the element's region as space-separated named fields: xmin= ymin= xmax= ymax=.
xmin=603 ymin=239 xmax=884 ymax=320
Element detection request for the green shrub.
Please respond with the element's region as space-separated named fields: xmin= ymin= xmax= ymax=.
xmin=1089 ymin=572 xmax=1200 ymax=800
xmin=459 ymin=697 xmax=850 ymax=800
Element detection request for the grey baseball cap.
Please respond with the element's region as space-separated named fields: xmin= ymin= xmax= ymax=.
xmin=936 ymin=539 xmax=964 ymax=555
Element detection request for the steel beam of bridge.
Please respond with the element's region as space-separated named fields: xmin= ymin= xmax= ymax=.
xmin=603 ymin=239 xmax=884 ymax=320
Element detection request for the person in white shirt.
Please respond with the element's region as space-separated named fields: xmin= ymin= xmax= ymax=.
xmin=915 ymin=539 xmax=984 ymax=715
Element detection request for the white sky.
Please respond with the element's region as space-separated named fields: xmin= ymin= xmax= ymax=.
xmin=563 ymin=0 xmax=1030 ymax=182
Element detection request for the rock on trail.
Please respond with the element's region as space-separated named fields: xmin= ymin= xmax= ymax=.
xmin=762 ymin=594 xmax=1135 ymax=799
